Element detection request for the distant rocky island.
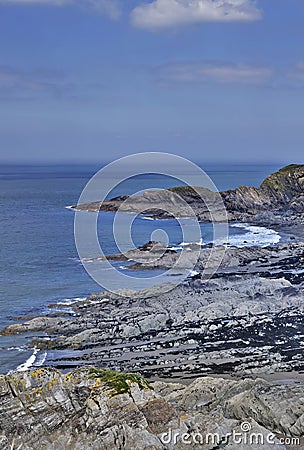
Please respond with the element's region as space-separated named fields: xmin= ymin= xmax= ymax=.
xmin=1 ymin=164 xmax=304 ymax=449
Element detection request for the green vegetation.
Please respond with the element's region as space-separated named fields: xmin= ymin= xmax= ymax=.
xmin=261 ymin=164 xmax=304 ymax=192
xmin=168 ymin=185 xmax=197 ymax=194
xmin=88 ymin=367 xmax=153 ymax=397
xmin=262 ymin=176 xmax=285 ymax=191
xmin=277 ymin=164 xmax=304 ymax=173
xmin=168 ymin=185 xmax=216 ymax=195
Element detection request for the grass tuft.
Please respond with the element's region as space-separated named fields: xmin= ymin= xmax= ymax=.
xmin=88 ymin=368 xmax=153 ymax=397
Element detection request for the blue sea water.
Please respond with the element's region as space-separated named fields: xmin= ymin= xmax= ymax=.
xmin=0 ymin=163 xmax=283 ymax=373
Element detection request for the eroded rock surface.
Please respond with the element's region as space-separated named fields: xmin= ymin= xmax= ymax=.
xmin=0 ymin=368 xmax=302 ymax=449
xmin=2 ymin=241 xmax=304 ymax=378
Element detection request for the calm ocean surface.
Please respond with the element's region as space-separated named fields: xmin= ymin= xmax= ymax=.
xmin=0 ymin=163 xmax=282 ymax=372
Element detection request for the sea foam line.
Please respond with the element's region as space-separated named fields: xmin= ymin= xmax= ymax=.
xmin=227 ymin=223 xmax=281 ymax=247
xmin=180 ymin=238 xmax=204 ymax=246
xmin=16 ymin=348 xmax=40 ymax=372
xmin=58 ymin=296 xmax=87 ymax=305
xmin=16 ymin=347 xmax=48 ymax=372
xmin=140 ymin=216 xmax=155 ymax=221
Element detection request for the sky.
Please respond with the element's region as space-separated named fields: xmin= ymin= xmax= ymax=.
xmin=0 ymin=0 xmax=304 ymax=164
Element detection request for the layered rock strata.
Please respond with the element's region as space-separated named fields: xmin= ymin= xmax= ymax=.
xmin=0 ymin=367 xmax=303 ymax=449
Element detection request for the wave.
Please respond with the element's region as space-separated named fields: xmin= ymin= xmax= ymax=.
xmin=16 ymin=347 xmax=40 ymax=372
xmin=180 ymin=238 xmax=204 ymax=246
xmin=35 ymin=350 xmax=47 ymax=367
xmin=175 ymin=224 xmax=280 ymax=249
xmin=225 ymin=224 xmax=281 ymax=248
xmin=16 ymin=347 xmax=48 ymax=372
xmin=188 ymin=270 xmax=200 ymax=277
xmin=140 ymin=216 xmax=156 ymax=221
xmin=57 ymin=297 xmax=87 ymax=305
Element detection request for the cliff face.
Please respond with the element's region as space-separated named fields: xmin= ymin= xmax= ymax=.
xmin=74 ymin=164 xmax=304 ymax=221
xmin=0 ymin=367 xmax=303 ymax=449
xmin=222 ymin=164 xmax=304 ymax=216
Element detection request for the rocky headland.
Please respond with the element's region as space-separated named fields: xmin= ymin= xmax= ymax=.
xmin=73 ymin=164 xmax=304 ymax=225
xmin=2 ymin=163 xmax=304 ymax=448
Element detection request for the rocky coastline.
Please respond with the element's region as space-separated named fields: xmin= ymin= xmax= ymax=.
xmin=73 ymin=164 xmax=304 ymax=226
xmin=1 ymin=163 xmax=304 ymax=449
xmin=2 ymin=240 xmax=304 ymax=380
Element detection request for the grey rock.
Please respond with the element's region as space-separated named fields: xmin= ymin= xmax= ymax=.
xmin=1 ymin=368 xmax=303 ymax=449
xmin=73 ymin=164 xmax=304 ymax=224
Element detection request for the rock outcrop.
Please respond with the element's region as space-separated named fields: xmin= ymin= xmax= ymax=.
xmin=0 ymin=367 xmax=302 ymax=449
xmin=73 ymin=164 xmax=304 ymax=222
xmin=2 ymin=242 xmax=304 ymax=378
xmin=222 ymin=164 xmax=304 ymax=218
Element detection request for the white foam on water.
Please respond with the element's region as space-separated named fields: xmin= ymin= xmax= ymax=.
xmin=188 ymin=270 xmax=200 ymax=277
xmin=140 ymin=216 xmax=155 ymax=221
xmin=7 ymin=346 xmax=25 ymax=352
xmin=180 ymin=238 xmax=204 ymax=246
xmin=91 ymin=298 xmax=110 ymax=305
xmin=35 ymin=351 xmax=47 ymax=367
xmin=58 ymin=297 xmax=87 ymax=305
xmin=175 ymin=224 xmax=280 ymax=248
xmin=224 ymin=223 xmax=281 ymax=248
xmin=16 ymin=347 xmax=40 ymax=372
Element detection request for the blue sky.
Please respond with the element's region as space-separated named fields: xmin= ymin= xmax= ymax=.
xmin=0 ymin=0 xmax=304 ymax=164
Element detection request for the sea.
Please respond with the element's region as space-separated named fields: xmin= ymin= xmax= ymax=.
xmin=0 ymin=162 xmax=286 ymax=373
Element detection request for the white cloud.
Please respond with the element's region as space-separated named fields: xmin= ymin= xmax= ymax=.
xmin=131 ymin=0 xmax=262 ymax=30
xmin=0 ymin=0 xmax=122 ymax=19
xmin=158 ymin=62 xmax=273 ymax=85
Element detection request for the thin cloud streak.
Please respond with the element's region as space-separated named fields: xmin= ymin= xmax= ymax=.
xmin=0 ymin=0 xmax=122 ymax=19
xmin=0 ymin=66 xmax=74 ymax=100
xmin=156 ymin=62 xmax=273 ymax=85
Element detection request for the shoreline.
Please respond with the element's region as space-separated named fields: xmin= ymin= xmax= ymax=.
xmin=2 ymin=220 xmax=304 ymax=381
xmin=1 ymin=219 xmax=303 ymax=380
xmin=3 ymin=235 xmax=304 ymax=380
xmin=1 ymin=164 xmax=304 ymax=448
